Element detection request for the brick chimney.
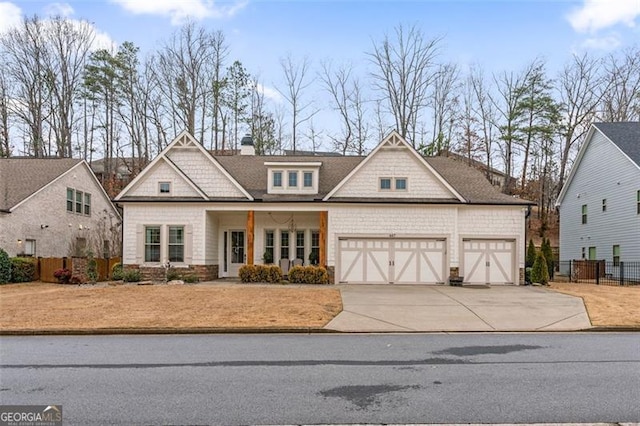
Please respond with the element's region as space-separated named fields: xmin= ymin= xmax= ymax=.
xmin=240 ymin=134 xmax=255 ymax=155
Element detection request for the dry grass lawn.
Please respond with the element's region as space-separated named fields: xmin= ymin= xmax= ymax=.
xmin=0 ymin=282 xmax=342 ymax=332
xmin=549 ymin=282 xmax=640 ymax=328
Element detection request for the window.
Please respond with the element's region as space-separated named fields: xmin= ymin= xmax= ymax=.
xmin=310 ymin=230 xmax=320 ymax=265
xmin=303 ymin=171 xmax=313 ymax=188
xmin=581 ymin=247 xmax=586 ymax=259
xmin=395 ymin=178 xmax=407 ymax=191
xmin=280 ymin=231 xmax=289 ymax=260
xmin=168 ymin=226 xmax=184 ymax=262
xmin=75 ymin=190 xmax=83 ymax=214
xmin=25 ymin=239 xmax=36 ymax=256
xmin=159 ymin=182 xmax=171 ymax=194
xmin=67 ymin=188 xmax=91 ymax=216
xmin=296 ymin=231 xmax=305 ymax=260
xmin=66 ymin=188 xmax=73 ymax=212
xmin=145 ymin=226 xmax=161 ymax=263
xmin=103 ymin=240 xmax=110 ymax=259
xmin=581 ymin=204 xmax=587 ymax=224
xmin=602 ymin=199 xmax=607 ymax=212
xmin=273 ymin=171 xmax=282 ymax=187
xmin=84 ymin=193 xmax=91 ymax=215
xmin=613 ymin=245 xmax=620 ymax=267
xmin=264 ymin=230 xmax=274 ymax=263
xmin=588 ymin=246 xmax=596 ymax=261
xmin=288 ymin=171 xmax=298 ymax=188
xmin=380 ymin=178 xmax=391 ymax=190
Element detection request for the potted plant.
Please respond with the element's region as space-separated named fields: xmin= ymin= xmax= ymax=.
xmin=53 ymin=268 xmax=72 ymax=284
xmin=263 ymin=250 xmax=274 ymax=264
xmin=308 ymin=251 xmax=319 ymax=266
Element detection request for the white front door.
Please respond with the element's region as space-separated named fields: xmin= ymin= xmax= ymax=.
xmin=228 ymin=230 xmax=246 ymax=277
xmin=338 ymin=238 xmax=446 ymax=284
xmin=462 ymin=239 xmax=515 ymax=285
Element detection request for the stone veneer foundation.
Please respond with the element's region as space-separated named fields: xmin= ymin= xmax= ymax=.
xmin=126 ymin=264 xmax=219 ymax=282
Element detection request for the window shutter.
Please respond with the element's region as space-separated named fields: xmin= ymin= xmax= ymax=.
xmin=185 ymin=225 xmax=193 ymax=265
xmin=136 ymin=224 xmax=143 ymax=264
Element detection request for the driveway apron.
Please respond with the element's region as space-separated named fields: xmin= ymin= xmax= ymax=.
xmin=324 ymin=285 xmax=591 ymax=332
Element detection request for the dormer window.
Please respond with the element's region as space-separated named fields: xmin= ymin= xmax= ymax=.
xmin=159 ymin=182 xmax=171 ymax=194
xmin=266 ymin=162 xmax=321 ymax=194
xmin=380 ymin=177 xmax=407 ymax=192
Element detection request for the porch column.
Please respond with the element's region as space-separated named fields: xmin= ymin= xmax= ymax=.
xmin=319 ymin=211 xmax=327 ymax=267
xmin=247 ymin=210 xmax=254 ymax=265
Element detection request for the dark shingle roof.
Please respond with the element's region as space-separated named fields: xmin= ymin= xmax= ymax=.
xmin=593 ymin=122 xmax=640 ymax=166
xmin=0 ymin=158 xmax=81 ymax=211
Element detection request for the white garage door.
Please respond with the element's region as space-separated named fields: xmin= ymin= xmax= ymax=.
xmin=338 ymin=238 xmax=446 ymax=284
xmin=462 ymin=239 xmax=515 ymax=285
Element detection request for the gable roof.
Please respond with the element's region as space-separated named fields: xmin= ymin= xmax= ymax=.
xmin=592 ymin=122 xmax=640 ymax=166
xmin=0 ymin=158 xmax=82 ymax=211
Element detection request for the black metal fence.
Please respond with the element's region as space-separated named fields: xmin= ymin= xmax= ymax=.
xmin=553 ymin=260 xmax=640 ymax=286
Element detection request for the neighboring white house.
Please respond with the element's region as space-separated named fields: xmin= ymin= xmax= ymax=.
xmin=556 ymin=122 xmax=640 ymax=265
xmin=114 ymin=131 xmax=533 ymax=285
xmin=0 ymin=158 xmax=122 ymax=258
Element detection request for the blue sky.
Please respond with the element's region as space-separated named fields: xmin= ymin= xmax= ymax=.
xmin=1 ymin=0 xmax=639 ymax=151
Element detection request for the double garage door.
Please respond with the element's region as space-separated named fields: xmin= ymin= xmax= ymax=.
xmin=338 ymin=237 xmax=446 ymax=284
xmin=462 ymin=239 xmax=516 ymax=285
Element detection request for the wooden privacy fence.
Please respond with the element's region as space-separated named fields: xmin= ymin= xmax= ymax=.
xmin=37 ymin=257 xmax=121 ymax=283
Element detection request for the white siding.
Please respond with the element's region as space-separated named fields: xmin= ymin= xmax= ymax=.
xmin=126 ymin=160 xmax=201 ymax=198
xmin=332 ymin=148 xmax=455 ymax=199
xmin=0 ymin=164 xmax=120 ymax=258
xmin=167 ymin=149 xmax=246 ymax=198
xmin=559 ymin=130 xmax=640 ymax=262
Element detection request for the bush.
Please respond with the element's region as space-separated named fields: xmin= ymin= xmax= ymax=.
xmin=0 ymin=248 xmax=11 ymax=284
xmin=111 ymin=263 xmax=123 ymax=280
xmin=541 ymin=237 xmax=554 ymax=279
xmin=10 ymin=257 xmax=36 ymax=283
xmin=166 ymin=267 xmax=182 ymax=281
xmin=531 ymin=251 xmax=549 ymax=285
xmin=123 ymin=269 xmax=142 ymax=283
xmin=182 ymin=273 xmax=199 ymax=283
xmin=54 ymin=268 xmax=72 ymax=284
xmin=239 ymin=264 xmax=282 ymax=283
xmin=86 ymin=253 xmax=98 ymax=283
xmin=526 ymin=239 xmax=536 ymax=268
xmin=288 ymin=265 xmax=329 ymax=284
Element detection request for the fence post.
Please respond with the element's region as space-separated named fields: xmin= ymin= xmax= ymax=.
xmin=569 ymin=261 xmax=572 ymax=282
xmin=619 ymin=261 xmax=624 ymax=286
xmin=596 ymin=261 xmax=600 ymax=285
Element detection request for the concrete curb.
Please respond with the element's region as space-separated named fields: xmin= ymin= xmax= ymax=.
xmin=0 ymin=327 xmax=337 ymax=336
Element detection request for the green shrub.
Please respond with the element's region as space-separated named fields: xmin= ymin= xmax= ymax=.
xmin=288 ymin=265 xmax=329 ymax=284
xmin=10 ymin=257 xmax=36 ymax=283
xmin=526 ymin=239 xmax=536 ymax=268
xmin=166 ymin=267 xmax=182 ymax=281
xmin=531 ymin=251 xmax=549 ymax=285
xmin=541 ymin=237 xmax=554 ymax=279
xmin=524 ymin=267 xmax=532 ymax=285
xmin=111 ymin=263 xmax=123 ymax=280
xmin=183 ymin=273 xmax=199 ymax=283
xmin=123 ymin=269 xmax=142 ymax=283
xmin=86 ymin=253 xmax=98 ymax=283
xmin=0 ymin=248 xmax=11 ymax=284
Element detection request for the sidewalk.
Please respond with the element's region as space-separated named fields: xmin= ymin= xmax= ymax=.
xmin=325 ymin=284 xmax=592 ymax=332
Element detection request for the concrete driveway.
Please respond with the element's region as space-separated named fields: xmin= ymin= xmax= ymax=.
xmin=324 ymin=284 xmax=591 ymax=332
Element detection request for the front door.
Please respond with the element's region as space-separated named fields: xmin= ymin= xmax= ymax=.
xmin=229 ymin=230 xmax=246 ymax=277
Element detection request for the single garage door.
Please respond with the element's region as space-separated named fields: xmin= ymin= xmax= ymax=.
xmin=338 ymin=238 xmax=446 ymax=284
xmin=462 ymin=239 xmax=515 ymax=285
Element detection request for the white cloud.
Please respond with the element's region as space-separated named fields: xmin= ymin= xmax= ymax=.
xmin=580 ymin=33 xmax=622 ymax=50
xmin=110 ymin=0 xmax=248 ymax=25
xmin=256 ymin=83 xmax=283 ymax=103
xmin=0 ymin=2 xmax=22 ymax=33
xmin=567 ymin=0 xmax=640 ymax=33
xmin=45 ymin=2 xmax=74 ymax=18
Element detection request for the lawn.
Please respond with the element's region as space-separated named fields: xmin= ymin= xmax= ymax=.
xmin=0 ymin=282 xmax=342 ymax=333
xmin=549 ymin=282 xmax=640 ymax=328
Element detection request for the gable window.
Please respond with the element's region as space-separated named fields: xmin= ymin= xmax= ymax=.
xmin=602 ymin=199 xmax=607 ymax=212
xmin=296 ymin=231 xmax=305 ymax=260
xmin=581 ymin=204 xmax=587 ymax=224
xmin=159 ymin=182 xmax=171 ymax=194
xmin=380 ymin=178 xmax=392 ymax=190
xmin=264 ymin=230 xmax=274 ymax=263
xmin=280 ymin=231 xmax=289 ymax=260
xmin=75 ymin=190 xmax=83 ymax=214
xmin=613 ymin=245 xmax=620 ymax=267
xmin=303 ymin=171 xmax=313 ymax=188
xmin=168 ymin=226 xmax=184 ymax=263
xmin=66 ymin=188 xmax=73 ymax=212
xmin=288 ymin=171 xmax=298 ymax=188
xmin=395 ymin=178 xmax=407 ymax=191
xmin=84 ymin=193 xmax=91 ymax=215
xmin=67 ymin=188 xmax=91 ymax=216
xmin=145 ymin=226 xmax=161 ymax=263
xmin=273 ymin=171 xmax=282 ymax=188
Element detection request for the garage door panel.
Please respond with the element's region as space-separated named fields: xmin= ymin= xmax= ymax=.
xmin=393 ymin=250 xmax=417 ymax=283
xmin=462 ymin=239 xmax=515 ymax=285
xmin=367 ymin=247 xmax=390 ymax=283
xmin=419 ymin=250 xmax=445 ymax=283
xmin=463 ymin=250 xmax=485 ymax=283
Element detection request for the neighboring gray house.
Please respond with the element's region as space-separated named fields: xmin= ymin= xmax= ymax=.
xmin=556 ymin=122 xmax=640 ymax=264
xmin=0 ymin=158 xmax=121 ymax=258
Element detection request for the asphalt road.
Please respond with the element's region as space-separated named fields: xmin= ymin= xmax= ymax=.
xmin=1 ymin=333 xmax=639 ymax=425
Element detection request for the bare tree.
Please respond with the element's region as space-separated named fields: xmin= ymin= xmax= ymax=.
xmin=210 ymin=31 xmax=228 ymax=150
xmin=367 ymin=24 xmax=441 ymax=146
xmin=599 ymin=46 xmax=640 ymax=121
xmin=277 ymin=53 xmax=317 ymax=153
xmin=248 ymin=76 xmax=277 ymax=155
xmin=469 ymin=65 xmax=497 ymax=183
xmin=428 ymin=62 xmax=460 ymax=154
xmin=455 ymin=73 xmax=483 ymax=163
xmin=556 ymin=53 xmax=606 ymax=195
xmin=0 ymin=65 xmax=10 ymax=157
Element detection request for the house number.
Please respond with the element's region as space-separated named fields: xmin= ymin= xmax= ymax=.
xmin=389 ymin=233 xmax=396 ymax=238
